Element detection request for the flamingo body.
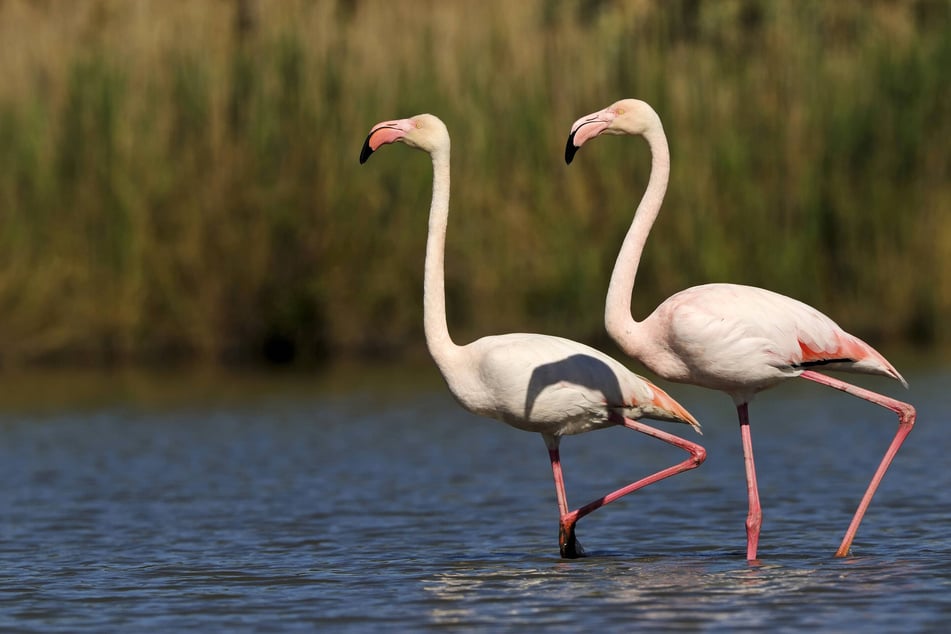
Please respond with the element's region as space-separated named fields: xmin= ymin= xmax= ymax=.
xmin=631 ymin=282 xmax=905 ymax=403
xmin=445 ymin=332 xmax=699 ymax=436
xmin=361 ymin=113 xmax=706 ymax=558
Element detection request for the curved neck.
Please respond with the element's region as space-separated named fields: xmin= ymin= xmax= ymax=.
xmin=423 ymin=146 xmax=460 ymax=367
xmin=604 ymin=125 xmax=670 ymax=339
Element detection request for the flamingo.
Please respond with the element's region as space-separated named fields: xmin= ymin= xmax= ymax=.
xmin=360 ymin=113 xmax=707 ymax=558
xmin=565 ymin=98 xmax=916 ymax=560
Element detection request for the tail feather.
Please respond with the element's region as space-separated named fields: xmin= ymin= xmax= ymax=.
xmin=798 ymin=334 xmax=907 ymax=388
xmin=639 ymin=380 xmax=702 ymax=434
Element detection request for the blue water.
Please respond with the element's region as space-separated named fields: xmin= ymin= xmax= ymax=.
xmin=0 ymin=363 xmax=948 ymax=631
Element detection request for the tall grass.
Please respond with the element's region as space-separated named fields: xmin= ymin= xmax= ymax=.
xmin=0 ymin=0 xmax=947 ymax=366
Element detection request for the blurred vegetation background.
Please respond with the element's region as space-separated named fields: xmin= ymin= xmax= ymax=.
xmin=0 ymin=0 xmax=947 ymax=369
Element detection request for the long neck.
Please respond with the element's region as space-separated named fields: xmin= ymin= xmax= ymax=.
xmin=423 ymin=146 xmax=460 ymax=368
xmin=604 ymin=124 xmax=670 ymax=342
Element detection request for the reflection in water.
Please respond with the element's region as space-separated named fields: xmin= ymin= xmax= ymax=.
xmin=422 ymin=555 xmax=938 ymax=630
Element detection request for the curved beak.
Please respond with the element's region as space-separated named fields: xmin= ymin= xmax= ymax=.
xmin=564 ymin=110 xmax=613 ymax=164
xmin=358 ymin=133 xmax=379 ymax=164
xmin=564 ymin=131 xmax=581 ymax=165
xmin=359 ymin=120 xmax=410 ymax=164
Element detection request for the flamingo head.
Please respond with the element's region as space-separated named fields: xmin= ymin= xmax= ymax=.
xmin=360 ymin=113 xmax=449 ymax=163
xmin=565 ymin=98 xmax=661 ymax=164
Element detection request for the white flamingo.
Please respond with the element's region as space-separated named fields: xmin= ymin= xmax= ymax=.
xmin=565 ymin=98 xmax=916 ymax=559
xmin=361 ymin=113 xmax=706 ymax=558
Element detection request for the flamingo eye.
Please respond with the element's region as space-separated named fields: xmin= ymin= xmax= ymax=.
xmin=415 ymin=121 xmax=422 ymax=129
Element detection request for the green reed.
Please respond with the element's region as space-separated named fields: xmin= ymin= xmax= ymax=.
xmin=0 ymin=0 xmax=946 ymax=366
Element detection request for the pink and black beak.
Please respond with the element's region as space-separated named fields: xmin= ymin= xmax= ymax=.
xmin=565 ymin=110 xmax=614 ymax=164
xmin=564 ymin=131 xmax=580 ymax=165
xmin=359 ymin=133 xmax=378 ymax=164
xmin=359 ymin=120 xmax=410 ymax=164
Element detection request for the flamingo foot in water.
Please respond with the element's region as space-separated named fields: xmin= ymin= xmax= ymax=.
xmin=559 ymin=519 xmax=586 ymax=558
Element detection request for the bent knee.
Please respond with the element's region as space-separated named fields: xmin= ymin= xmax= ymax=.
xmin=898 ymin=402 xmax=916 ymax=426
xmin=692 ymin=444 xmax=707 ymax=466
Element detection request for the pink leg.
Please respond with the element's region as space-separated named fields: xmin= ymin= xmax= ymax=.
xmin=545 ymin=443 xmax=581 ymax=557
xmin=800 ymin=370 xmax=916 ymax=557
xmin=546 ymin=419 xmax=707 ymax=558
xmin=737 ymin=403 xmax=762 ymax=560
xmin=548 ymin=447 xmax=570 ymax=517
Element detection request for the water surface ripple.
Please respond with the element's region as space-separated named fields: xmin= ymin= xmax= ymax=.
xmin=0 ymin=365 xmax=948 ymax=631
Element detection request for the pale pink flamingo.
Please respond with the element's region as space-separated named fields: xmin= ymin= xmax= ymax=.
xmin=360 ymin=113 xmax=706 ymax=558
xmin=565 ymin=98 xmax=916 ymax=560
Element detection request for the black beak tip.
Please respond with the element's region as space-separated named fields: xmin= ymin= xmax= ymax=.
xmin=564 ymin=133 xmax=579 ymax=165
xmin=359 ymin=136 xmax=374 ymax=164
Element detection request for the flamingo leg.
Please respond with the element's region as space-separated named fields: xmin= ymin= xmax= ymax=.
xmin=799 ymin=370 xmax=916 ymax=557
xmin=737 ymin=403 xmax=762 ymax=560
xmin=548 ymin=419 xmax=707 ymax=559
xmin=544 ymin=442 xmax=584 ymax=558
